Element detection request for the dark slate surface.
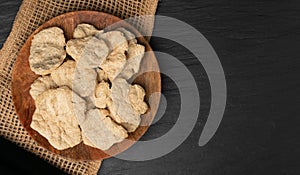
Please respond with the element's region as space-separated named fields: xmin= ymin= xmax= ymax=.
xmin=1 ymin=0 xmax=300 ymax=174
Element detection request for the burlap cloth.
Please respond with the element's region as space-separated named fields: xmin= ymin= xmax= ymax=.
xmin=0 ymin=0 xmax=158 ymax=174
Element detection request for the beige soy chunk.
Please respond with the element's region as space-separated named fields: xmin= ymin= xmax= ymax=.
xmin=51 ymin=60 xmax=76 ymax=89
xmin=94 ymin=81 xmax=111 ymax=108
xmin=116 ymin=27 xmax=137 ymax=45
xmin=129 ymin=84 xmax=148 ymax=114
xmin=31 ymin=27 xmax=65 ymax=46
xmin=100 ymin=50 xmax=127 ymax=81
xmin=118 ymin=43 xmax=145 ymax=80
xmin=108 ymin=78 xmax=141 ymax=132
xmin=66 ymin=36 xmax=109 ymax=68
xmin=97 ymin=30 xmax=128 ymax=53
xmin=29 ymin=27 xmax=66 ymax=75
xmin=96 ymin=68 xmax=108 ymax=82
xmin=73 ymin=23 xmax=103 ymax=39
xmin=30 ymin=87 xmax=84 ymax=150
xmin=81 ymin=109 xmax=128 ymax=150
xmin=30 ymin=75 xmax=58 ymax=100
xmin=66 ymin=37 xmax=90 ymax=61
xmin=99 ymin=31 xmax=128 ymax=81
xmin=82 ymin=133 xmax=96 ymax=148
xmin=72 ymin=66 xmax=97 ymax=97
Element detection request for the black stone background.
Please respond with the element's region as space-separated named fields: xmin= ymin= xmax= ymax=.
xmin=0 ymin=0 xmax=299 ymax=174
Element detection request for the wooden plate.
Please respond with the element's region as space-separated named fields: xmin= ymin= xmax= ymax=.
xmin=11 ymin=11 xmax=161 ymax=161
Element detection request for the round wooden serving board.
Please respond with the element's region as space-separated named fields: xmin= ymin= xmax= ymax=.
xmin=11 ymin=11 xmax=161 ymax=161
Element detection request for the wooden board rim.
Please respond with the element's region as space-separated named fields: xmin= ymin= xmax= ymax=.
xmin=11 ymin=11 xmax=161 ymax=161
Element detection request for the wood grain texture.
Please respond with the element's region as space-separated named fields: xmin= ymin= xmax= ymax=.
xmin=11 ymin=11 xmax=161 ymax=161
xmin=1 ymin=0 xmax=300 ymax=175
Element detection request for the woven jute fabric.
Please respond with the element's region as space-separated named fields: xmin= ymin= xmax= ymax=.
xmin=0 ymin=0 xmax=158 ymax=174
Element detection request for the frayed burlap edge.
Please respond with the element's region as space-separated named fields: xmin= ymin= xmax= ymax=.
xmin=0 ymin=0 xmax=158 ymax=174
